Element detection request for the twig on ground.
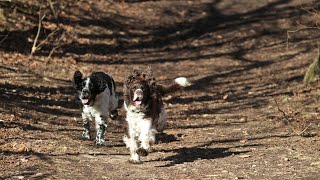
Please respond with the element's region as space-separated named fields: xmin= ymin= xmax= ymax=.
xmin=35 ymin=28 xmax=59 ymax=50
xmin=47 ymin=31 xmax=66 ymax=59
xmin=286 ymin=25 xmax=320 ymax=50
xmin=287 ymin=5 xmax=320 ymax=50
xmin=273 ymin=96 xmax=313 ymax=136
xmin=30 ymin=11 xmax=46 ymax=58
xmin=300 ymin=123 xmax=312 ymax=136
xmin=272 ymin=96 xmax=291 ymax=124
xmin=48 ymin=0 xmax=58 ymax=19
xmin=29 ymin=10 xmax=60 ymax=58
xmin=300 ymin=5 xmax=320 ymax=20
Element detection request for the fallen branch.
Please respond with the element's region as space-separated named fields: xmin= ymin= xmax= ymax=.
xmin=29 ymin=11 xmax=46 ymax=58
xmin=47 ymin=31 xmax=66 ymax=59
xmin=48 ymin=0 xmax=58 ymax=19
xmin=30 ymin=2 xmax=63 ymax=58
xmin=286 ymin=5 xmax=320 ymax=50
xmin=273 ymin=96 xmax=313 ymax=136
xmin=286 ymin=25 xmax=320 ymax=50
xmin=300 ymin=123 xmax=312 ymax=136
xmin=272 ymin=96 xmax=291 ymax=125
xmin=300 ymin=5 xmax=320 ymax=20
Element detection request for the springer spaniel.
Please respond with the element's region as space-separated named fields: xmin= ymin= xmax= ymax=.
xmin=122 ymin=67 xmax=189 ymax=163
xmin=73 ymin=71 xmax=119 ymax=145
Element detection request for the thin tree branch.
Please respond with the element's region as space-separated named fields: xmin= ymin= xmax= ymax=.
xmin=286 ymin=26 xmax=320 ymax=50
xmin=47 ymin=31 xmax=65 ymax=59
xmin=30 ymin=11 xmax=45 ymax=58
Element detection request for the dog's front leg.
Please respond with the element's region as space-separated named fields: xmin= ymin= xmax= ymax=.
xmin=128 ymin=136 xmax=140 ymax=164
xmin=81 ymin=113 xmax=91 ymax=140
xmin=129 ymin=137 xmax=141 ymax=164
xmin=138 ymin=119 xmax=152 ymax=156
xmin=95 ymin=115 xmax=107 ymax=145
xmin=123 ymin=126 xmax=141 ymax=164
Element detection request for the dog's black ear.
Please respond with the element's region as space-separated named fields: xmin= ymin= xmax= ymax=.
xmin=73 ymin=71 xmax=83 ymax=87
xmin=91 ymin=72 xmax=107 ymax=93
xmin=96 ymin=78 xmax=107 ymax=93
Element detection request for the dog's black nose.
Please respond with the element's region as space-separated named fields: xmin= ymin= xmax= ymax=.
xmin=135 ymin=89 xmax=143 ymax=95
xmin=82 ymin=89 xmax=89 ymax=93
xmin=82 ymin=89 xmax=90 ymax=96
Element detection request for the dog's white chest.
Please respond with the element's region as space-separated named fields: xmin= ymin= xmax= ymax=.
xmin=126 ymin=110 xmax=149 ymax=132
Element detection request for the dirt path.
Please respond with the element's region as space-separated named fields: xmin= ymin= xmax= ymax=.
xmin=1 ymin=0 xmax=320 ymax=179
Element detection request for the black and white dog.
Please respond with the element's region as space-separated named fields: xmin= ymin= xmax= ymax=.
xmin=73 ymin=71 xmax=118 ymax=145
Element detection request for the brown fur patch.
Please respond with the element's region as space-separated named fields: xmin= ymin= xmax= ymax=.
xmin=123 ymin=67 xmax=184 ymax=126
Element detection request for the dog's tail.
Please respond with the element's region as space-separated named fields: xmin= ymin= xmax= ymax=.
xmin=157 ymin=77 xmax=190 ymax=96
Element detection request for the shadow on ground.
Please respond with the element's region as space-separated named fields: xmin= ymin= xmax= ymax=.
xmin=154 ymin=134 xmax=291 ymax=167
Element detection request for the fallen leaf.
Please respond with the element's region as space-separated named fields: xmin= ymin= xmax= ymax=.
xmin=239 ymin=154 xmax=251 ymax=158
xmin=16 ymin=144 xmax=32 ymax=153
xmin=223 ymin=94 xmax=229 ymax=100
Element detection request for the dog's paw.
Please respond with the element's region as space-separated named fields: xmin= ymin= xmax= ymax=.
xmin=128 ymin=159 xmax=142 ymax=164
xmin=136 ymin=148 xmax=148 ymax=157
xmin=81 ymin=132 xmax=91 ymax=140
xmin=95 ymin=139 xmax=106 ymax=146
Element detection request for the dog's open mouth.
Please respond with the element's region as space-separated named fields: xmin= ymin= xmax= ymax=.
xmin=81 ymin=98 xmax=90 ymax=105
xmin=134 ymin=100 xmax=142 ymax=106
xmin=133 ymin=89 xmax=143 ymax=107
xmin=133 ymin=96 xmax=142 ymax=107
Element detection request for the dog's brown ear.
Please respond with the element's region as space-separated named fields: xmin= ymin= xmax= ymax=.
xmin=144 ymin=67 xmax=158 ymax=99
xmin=145 ymin=66 xmax=153 ymax=77
xmin=125 ymin=70 xmax=135 ymax=87
xmin=145 ymin=66 xmax=156 ymax=86
xmin=73 ymin=71 xmax=83 ymax=87
xmin=124 ymin=69 xmax=136 ymax=96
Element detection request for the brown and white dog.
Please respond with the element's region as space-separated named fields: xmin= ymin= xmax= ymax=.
xmin=122 ymin=67 xmax=189 ymax=163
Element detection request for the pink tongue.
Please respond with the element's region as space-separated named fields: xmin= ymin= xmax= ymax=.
xmin=134 ymin=101 xmax=142 ymax=106
xmin=81 ymin=99 xmax=89 ymax=104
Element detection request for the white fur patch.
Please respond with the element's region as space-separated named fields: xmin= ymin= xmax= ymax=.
xmin=123 ymin=102 xmax=165 ymax=162
xmin=174 ymin=77 xmax=190 ymax=87
xmin=82 ymin=87 xmax=116 ymax=118
xmin=123 ymin=135 xmax=131 ymax=148
xmin=84 ymin=77 xmax=90 ymax=89
xmin=81 ymin=80 xmax=118 ymax=145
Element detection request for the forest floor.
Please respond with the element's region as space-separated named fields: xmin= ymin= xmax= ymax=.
xmin=1 ymin=0 xmax=320 ymax=179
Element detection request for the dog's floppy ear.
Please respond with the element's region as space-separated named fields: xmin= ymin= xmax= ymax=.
xmin=125 ymin=69 xmax=139 ymax=87
xmin=145 ymin=66 xmax=156 ymax=86
xmin=124 ymin=70 xmax=135 ymax=96
xmin=96 ymin=77 xmax=107 ymax=93
xmin=73 ymin=71 xmax=83 ymax=87
xmin=145 ymin=66 xmax=158 ymax=98
xmin=91 ymin=73 xmax=107 ymax=93
xmin=145 ymin=66 xmax=153 ymax=76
